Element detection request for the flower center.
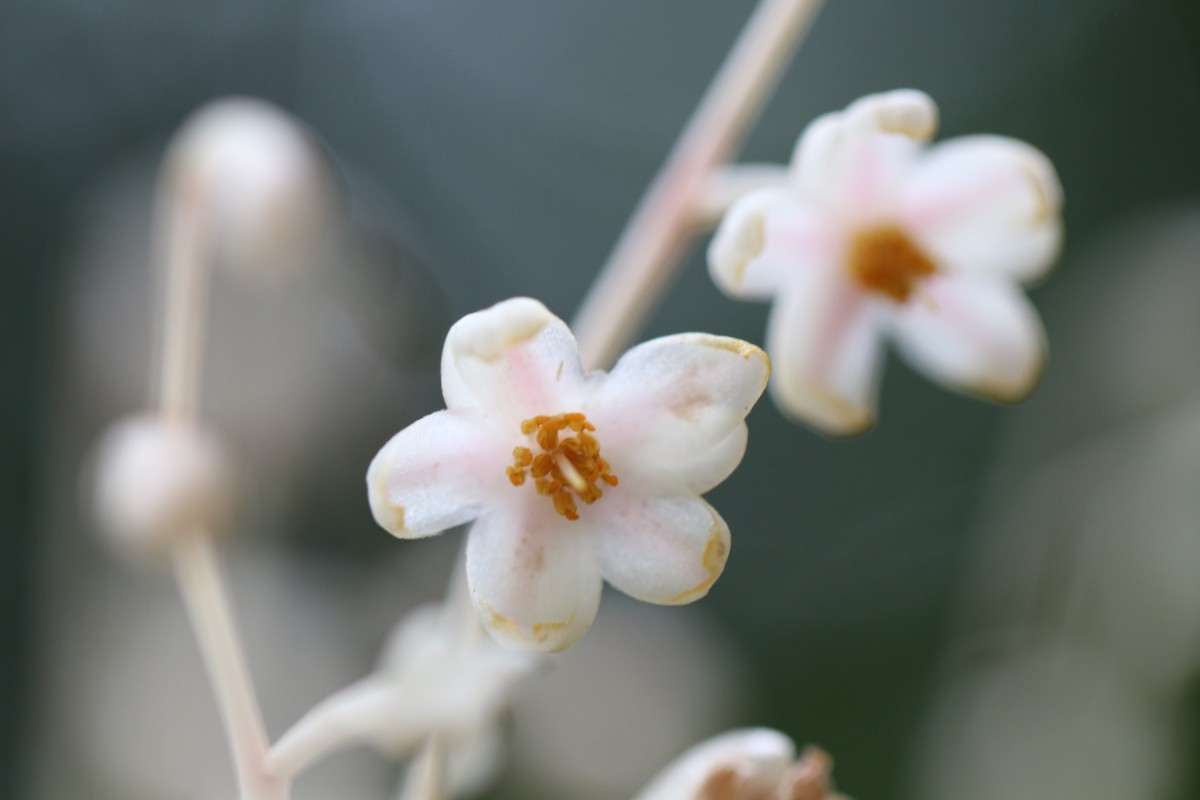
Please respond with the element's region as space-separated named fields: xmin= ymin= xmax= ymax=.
xmin=506 ymin=412 xmax=618 ymax=521
xmin=847 ymin=225 xmax=936 ymax=303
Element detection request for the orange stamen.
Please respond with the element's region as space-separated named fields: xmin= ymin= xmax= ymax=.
xmin=847 ymin=225 xmax=937 ymax=303
xmin=505 ymin=412 xmax=618 ymax=521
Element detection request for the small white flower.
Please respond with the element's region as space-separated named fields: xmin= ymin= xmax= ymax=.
xmin=268 ymin=600 xmax=537 ymax=793
xmin=634 ymin=728 xmax=846 ymax=800
xmin=367 ymin=297 xmax=769 ymax=652
xmin=709 ymin=89 xmax=1063 ymax=435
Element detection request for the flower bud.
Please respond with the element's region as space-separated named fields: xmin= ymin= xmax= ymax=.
xmin=92 ymin=415 xmax=232 ymax=557
xmin=164 ymin=98 xmax=335 ymax=281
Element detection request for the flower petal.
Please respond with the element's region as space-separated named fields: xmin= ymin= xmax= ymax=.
xmin=791 ymin=89 xmax=937 ymax=207
xmin=593 ymin=487 xmax=731 ymax=606
xmin=367 ymin=410 xmax=510 ymax=538
xmin=902 ymin=134 xmax=1063 ymax=282
xmin=669 ymin=422 xmax=749 ymax=495
xmin=767 ymin=271 xmax=885 ymax=436
xmin=708 ymin=188 xmax=842 ymax=300
xmin=441 ymin=297 xmax=585 ymax=428
xmin=465 ymin=503 xmax=602 ymax=653
xmin=890 ymin=274 xmax=1046 ymax=402
xmin=633 ymin=728 xmax=796 ymax=800
xmin=585 ymin=333 xmax=768 ymax=478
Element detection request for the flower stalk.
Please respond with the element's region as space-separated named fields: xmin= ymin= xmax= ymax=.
xmin=572 ymin=0 xmax=825 ymax=369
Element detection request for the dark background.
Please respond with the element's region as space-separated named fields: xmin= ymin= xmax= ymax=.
xmin=3 ymin=1 xmax=1199 ymax=797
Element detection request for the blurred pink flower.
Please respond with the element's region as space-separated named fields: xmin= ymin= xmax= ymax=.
xmin=709 ymin=90 xmax=1062 ymax=435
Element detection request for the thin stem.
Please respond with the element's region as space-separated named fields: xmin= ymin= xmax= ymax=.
xmin=155 ymin=177 xmax=209 ymax=423
xmin=695 ymin=163 xmax=790 ymax=229
xmin=174 ymin=533 xmax=288 ymax=800
xmin=572 ymin=0 xmax=824 ymax=369
xmin=266 ymin=677 xmax=395 ymax=779
xmin=396 ymin=737 xmax=445 ymax=800
xmin=153 ymin=158 xmax=283 ymax=800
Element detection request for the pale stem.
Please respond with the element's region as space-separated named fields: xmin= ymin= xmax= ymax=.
xmin=173 ymin=533 xmax=288 ymax=800
xmin=156 ymin=178 xmax=209 ymax=423
xmin=572 ymin=0 xmax=824 ymax=369
xmin=695 ymin=163 xmax=790 ymax=229
xmin=396 ymin=737 xmax=445 ymax=800
xmin=154 ymin=170 xmax=283 ymax=800
xmin=266 ymin=678 xmax=395 ymax=779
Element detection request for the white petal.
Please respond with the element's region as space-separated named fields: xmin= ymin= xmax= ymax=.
xmin=633 ymin=728 xmax=796 ymax=800
xmin=902 ymin=135 xmax=1063 ymax=282
xmin=585 ymin=333 xmax=768 ymax=480
xmin=767 ymin=271 xmax=885 ymax=436
xmin=840 ymin=88 xmax=938 ymax=140
xmin=670 ymin=422 xmax=749 ymax=495
xmin=791 ymin=89 xmax=937 ymax=203
xmin=890 ymin=275 xmax=1046 ymax=402
xmin=441 ymin=297 xmax=585 ymax=428
xmin=593 ymin=487 xmax=731 ymax=606
xmin=708 ymin=188 xmax=842 ymax=299
xmin=465 ymin=504 xmax=602 ymax=653
xmin=367 ymin=410 xmax=510 ymax=538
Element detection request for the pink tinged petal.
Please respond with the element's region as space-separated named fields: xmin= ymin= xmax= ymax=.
xmin=593 ymin=487 xmax=731 ymax=606
xmin=465 ymin=503 xmax=602 ymax=653
xmin=790 ymin=89 xmax=937 ymax=203
xmin=902 ymin=134 xmax=1063 ymax=282
xmin=890 ymin=275 xmax=1046 ymax=402
xmin=833 ymin=133 xmax=923 ymax=224
xmin=585 ymin=333 xmax=768 ymax=480
xmin=367 ymin=410 xmax=511 ymax=539
xmin=441 ymin=297 xmax=586 ymax=427
xmin=768 ymin=270 xmax=885 ymax=436
xmin=708 ymin=188 xmax=843 ymax=300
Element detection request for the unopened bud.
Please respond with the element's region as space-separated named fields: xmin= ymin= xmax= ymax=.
xmin=164 ymin=98 xmax=335 ymax=281
xmin=92 ymin=415 xmax=232 ymax=556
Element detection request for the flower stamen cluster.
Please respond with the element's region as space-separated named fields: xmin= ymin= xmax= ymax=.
xmin=506 ymin=412 xmax=618 ymax=521
xmin=847 ymin=225 xmax=937 ymax=303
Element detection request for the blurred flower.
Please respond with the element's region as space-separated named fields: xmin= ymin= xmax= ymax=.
xmin=368 ymin=297 xmax=768 ymax=652
xmin=163 ymin=97 xmax=337 ymax=282
xmin=92 ymin=414 xmax=232 ymax=557
xmin=634 ymin=728 xmax=846 ymax=800
xmin=268 ymin=597 xmax=537 ymax=795
xmin=709 ymin=89 xmax=1062 ymax=435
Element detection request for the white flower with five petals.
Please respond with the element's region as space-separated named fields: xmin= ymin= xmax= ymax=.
xmin=367 ymin=298 xmax=769 ymax=652
xmin=709 ymin=89 xmax=1063 ymax=435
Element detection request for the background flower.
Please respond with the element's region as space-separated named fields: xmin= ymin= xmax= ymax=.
xmin=709 ymin=89 xmax=1062 ymax=435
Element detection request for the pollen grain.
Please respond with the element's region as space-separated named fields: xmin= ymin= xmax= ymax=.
xmin=507 ymin=413 xmax=618 ymax=521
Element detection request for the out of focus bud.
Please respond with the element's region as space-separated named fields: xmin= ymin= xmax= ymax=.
xmin=93 ymin=415 xmax=232 ymax=557
xmin=163 ymin=97 xmax=336 ymax=281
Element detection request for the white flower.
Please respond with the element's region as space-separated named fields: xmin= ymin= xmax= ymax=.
xmin=708 ymin=89 xmax=1063 ymax=435
xmin=634 ymin=728 xmax=846 ymax=800
xmin=268 ymin=599 xmax=537 ymax=793
xmin=367 ymin=297 xmax=769 ymax=652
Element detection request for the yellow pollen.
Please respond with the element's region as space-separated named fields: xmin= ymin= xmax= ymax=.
xmin=847 ymin=225 xmax=937 ymax=303
xmin=507 ymin=412 xmax=618 ymax=521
